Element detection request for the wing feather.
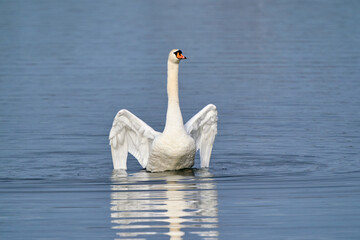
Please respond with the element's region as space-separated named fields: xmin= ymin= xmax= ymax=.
xmin=185 ymin=104 xmax=218 ymax=168
xmin=109 ymin=109 xmax=160 ymax=170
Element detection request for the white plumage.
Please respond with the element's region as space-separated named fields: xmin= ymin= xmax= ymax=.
xmin=185 ymin=104 xmax=217 ymax=168
xmin=109 ymin=49 xmax=218 ymax=172
xmin=109 ymin=109 xmax=160 ymax=169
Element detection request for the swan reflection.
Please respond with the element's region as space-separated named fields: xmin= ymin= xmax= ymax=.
xmin=111 ymin=169 xmax=219 ymax=239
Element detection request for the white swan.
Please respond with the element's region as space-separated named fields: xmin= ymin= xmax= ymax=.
xmin=109 ymin=49 xmax=217 ymax=172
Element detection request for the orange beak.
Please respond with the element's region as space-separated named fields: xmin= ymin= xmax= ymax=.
xmin=176 ymin=52 xmax=187 ymax=59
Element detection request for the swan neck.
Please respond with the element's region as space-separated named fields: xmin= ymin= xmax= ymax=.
xmin=164 ymin=60 xmax=184 ymax=133
xmin=167 ymin=61 xmax=179 ymax=103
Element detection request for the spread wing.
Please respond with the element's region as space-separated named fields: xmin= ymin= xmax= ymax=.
xmin=109 ymin=109 xmax=160 ymax=170
xmin=184 ymin=104 xmax=218 ymax=168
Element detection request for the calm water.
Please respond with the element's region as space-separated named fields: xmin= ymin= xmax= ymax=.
xmin=1 ymin=0 xmax=360 ymax=239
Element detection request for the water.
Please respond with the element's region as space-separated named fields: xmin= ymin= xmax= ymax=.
xmin=1 ymin=0 xmax=360 ymax=239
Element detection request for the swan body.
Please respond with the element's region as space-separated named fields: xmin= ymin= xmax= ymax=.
xmin=109 ymin=49 xmax=217 ymax=172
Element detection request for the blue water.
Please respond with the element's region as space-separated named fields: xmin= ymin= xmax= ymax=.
xmin=1 ymin=0 xmax=360 ymax=239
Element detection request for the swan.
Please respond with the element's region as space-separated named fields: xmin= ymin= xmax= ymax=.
xmin=109 ymin=49 xmax=217 ymax=172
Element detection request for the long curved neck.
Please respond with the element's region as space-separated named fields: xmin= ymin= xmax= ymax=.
xmin=164 ymin=60 xmax=185 ymax=134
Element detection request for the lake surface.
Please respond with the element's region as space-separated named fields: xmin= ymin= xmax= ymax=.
xmin=1 ymin=0 xmax=360 ymax=239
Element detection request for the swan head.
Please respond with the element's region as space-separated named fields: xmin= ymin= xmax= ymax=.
xmin=168 ymin=49 xmax=187 ymax=64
